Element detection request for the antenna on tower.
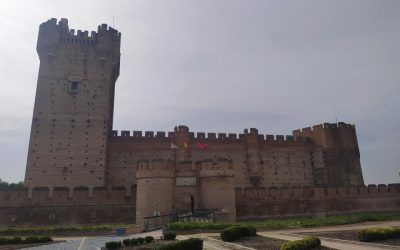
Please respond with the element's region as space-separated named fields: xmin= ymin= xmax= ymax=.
xmin=334 ymin=105 xmax=338 ymax=124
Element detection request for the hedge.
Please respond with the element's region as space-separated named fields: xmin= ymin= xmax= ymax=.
xmin=0 ymin=236 xmax=53 ymax=245
xmin=158 ymin=238 xmax=203 ymax=250
xmin=358 ymin=227 xmax=400 ymax=242
xmin=105 ymin=241 xmax=122 ymax=249
xmin=163 ymin=231 xmax=177 ymax=240
xmin=165 ymin=212 xmax=400 ymax=231
xmin=280 ymin=236 xmax=321 ymax=250
xmin=220 ymin=225 xmax=257 ymax=242
xmin=109 ymin=236 xmax=154 ymax=248
xmin=145 ymin=236 xmax=155 ymax=243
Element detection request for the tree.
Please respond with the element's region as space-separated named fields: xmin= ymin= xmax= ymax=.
xmin=0 ymin=179 xmax=25 ymax=190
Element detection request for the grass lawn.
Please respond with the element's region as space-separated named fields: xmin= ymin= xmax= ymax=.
xmin=165 ymin=212 xmax=400 ymax=231
xmin=0 ymin=223 xmax=135 ymax=236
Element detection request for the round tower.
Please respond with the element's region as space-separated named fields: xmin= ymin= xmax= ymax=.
xmin=199 ymin=158 xmax=236 ymax=221
xmin=135 ymin=159 xmax=175 ymax=225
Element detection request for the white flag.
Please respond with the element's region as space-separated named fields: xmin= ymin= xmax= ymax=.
xmin=170 ymin=143 xmax=178 ymax=149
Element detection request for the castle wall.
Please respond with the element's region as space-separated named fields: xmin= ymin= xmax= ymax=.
xmin=1 ymin=184 xmax=399 ymax=226
xmin=235 ymin=184 xmax=400 ymax=220
xmin=0 ymin=187 xmax=136 ymax=226
xmin=199 ymin=160 xmax=236 ymax=220
xmin=107 ymin=127 xmax=321 ymax=190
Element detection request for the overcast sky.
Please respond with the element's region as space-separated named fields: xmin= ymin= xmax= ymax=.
xmin=0 ymin=0 xmax=399 ymax=184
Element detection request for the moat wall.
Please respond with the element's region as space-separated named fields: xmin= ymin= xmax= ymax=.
xmin=0 ymin=184 xmax=399 ymax=226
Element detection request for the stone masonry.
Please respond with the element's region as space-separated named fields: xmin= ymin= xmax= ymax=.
xmin=0 ymin=19 xmax=396 ymax=226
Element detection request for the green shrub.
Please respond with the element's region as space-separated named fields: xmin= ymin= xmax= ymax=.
xmin=38 ymin=236 xmax=53 ymax=243
xmin=238 ymin=225 xmax=256 ymax=237
xmin=158 ymin=237 xmax=203 ymax=250
xmin=220 ymin=225 xmax=256 ymax=242
xmin=145 ymin=236 xmax=154 ymax=243
xmin=122 ymin=238 xmax=131 ymax=246
xmin=358 ymin=227 xmax=400 ymax=242
xmin=8 ymin=236 xmax=23 ymax=244
xmin=24 ymin=236 xmax=53 ymax=244
xmin=105 ymin=241 xmax=122 ymax=249
xmin=138 ymin=237 xmax=145 ymax=244
xmin=130 ymin=238 xmax=138 ymax=245
xmin=280 ymin=236 xmax=321 ymax=250
xmin=165 ymin=212 xmax=400 ymax=232
xmin=0 ymin=236 xmax=53 ymax=245
xmin=220 ymin=226 xmax=241 ymax=242
xmin=163 ymin=231 xmax=177 ymax=240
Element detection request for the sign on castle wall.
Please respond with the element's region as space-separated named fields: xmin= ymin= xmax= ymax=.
xmin=176 ymin=177 xmax=197 ymax=186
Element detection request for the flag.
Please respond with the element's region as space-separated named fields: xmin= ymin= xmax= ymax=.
xmin=171 ymin=143 xmax=178 ymax=149
xmin=196 ymin=142 xmax=209 ymax=150
xmin=183 ymin=142 xmax=189 ymax=149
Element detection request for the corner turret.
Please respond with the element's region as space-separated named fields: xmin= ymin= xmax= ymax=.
xmin=293 ymin=122 xmax=364 ymax=187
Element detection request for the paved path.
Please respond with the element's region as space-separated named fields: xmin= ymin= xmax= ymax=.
xmin=258 ymin=231 xmax=399 ymax=250
xmin=22 ymin=220 xmax=400 ymax=250
xmin=23 ymin=230 xmax=162 ymax=250
xmin=256 ymin=220 xmax=400 ymax=250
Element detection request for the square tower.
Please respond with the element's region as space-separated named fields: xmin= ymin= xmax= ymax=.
xmin=24 ymin=18 xmax=120 ymax=195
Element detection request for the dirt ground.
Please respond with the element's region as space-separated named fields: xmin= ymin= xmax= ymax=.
xmin=212 ymin=235 xmax=336 ymax=250
xmin=301 ymin=230 xmax=400 ymax=247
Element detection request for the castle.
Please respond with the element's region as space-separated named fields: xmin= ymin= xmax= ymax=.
xmin=0 ymin=19 xmax=399 ymax=226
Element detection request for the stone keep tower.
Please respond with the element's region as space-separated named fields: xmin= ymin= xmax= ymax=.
xmin=24 ymin=18 xmax=120 ymax=197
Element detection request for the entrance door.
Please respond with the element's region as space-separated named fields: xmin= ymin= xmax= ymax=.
xmin=177 ymin=193 xmax=195 ymax=214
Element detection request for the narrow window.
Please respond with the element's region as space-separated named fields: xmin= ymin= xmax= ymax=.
xmin=69 ymin=81 xmax=79 ymax=94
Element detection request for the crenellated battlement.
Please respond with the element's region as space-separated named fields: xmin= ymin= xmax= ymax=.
xmin=292 ymin=122 xmax=357 ymax=149
xmin=37 ymin=18 xmax=120 ymax=57
xmin=110 ymin=128 xmax=311 ymax=145
xmin=293 ymin=122 xmax=355 ymax=135
xmin=235 ymin=183 xmax=400 ymax=201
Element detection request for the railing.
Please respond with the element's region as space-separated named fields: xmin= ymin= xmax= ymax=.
xmin=143 ymin=210 xmax=214 ymax=231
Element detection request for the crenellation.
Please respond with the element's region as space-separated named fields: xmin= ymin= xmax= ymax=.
xmin=121 ymin=130 xmax=130 ymax=137
xmin=207 ymin=133 xmax=216 ymax=139
xmin=228 ymin=133 xmax=237 ymax=139
xmin=276 ymin=135 xmax=284 ymax=142
xmin=312 ymin=124 xmax=323 ymax=130
xmin=15 ymin=19 xmax=393 ymax=227
xmin=266 ymin=135 xmax=274 ymax=141
xmin=133 ymin=131 xmax=142 ymax=138
xmin=145 ymin=131 xmax=154 ymax=138
xmin=156 ymin=131 xmax=166 ymax=138
xmin=218 ymin=133 xmax=227 ymax=139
